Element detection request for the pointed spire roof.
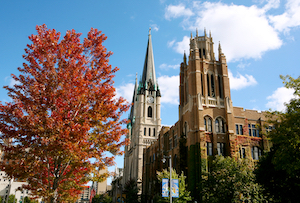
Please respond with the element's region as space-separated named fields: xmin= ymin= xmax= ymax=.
xmin=129 ymin=73 xmax=138 ymax=122
xmin=141 ymin=28 xmax=157 ymax=87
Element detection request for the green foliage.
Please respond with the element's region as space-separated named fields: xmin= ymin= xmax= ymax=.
xmin=156 ymin=169 xmax=192 ymax=203
xmin=23 ymin=196 xmax=38 ymax=203
xmin=123 ymin=179 xmax=139 ymax=203
xmin=202 ymin=156 xmax=266 ymax=203
xmin=255 ymin=75 xmax=300 ymax=202
xmin=8 ymin=195 xmax=17 ymax=203
xmin=92 ymin=193 xmax=112 ymax=203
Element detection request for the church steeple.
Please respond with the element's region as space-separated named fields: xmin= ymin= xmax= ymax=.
xmin=138 ymin=28 xmax=160 ymax=96
xmin=140 ymin=28 xmax=157 ymax=89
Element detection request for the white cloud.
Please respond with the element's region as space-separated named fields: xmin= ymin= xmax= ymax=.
xmin=151 ymin=24 xmax=159 ymax=31
xmin=269 ymin=0 xmax=300 ymax=33
xmin=228 ymin=70 xmax=258 ymax=90
xmin=167 ymin=40 xmax=176 ymax=47
xmin=115 ymin=83 xmax=134 ymax=103
xmin=166 ymin=1 xmax=283 ymax=62
xmin=157 ymin=75 xmax=179 ymax=105
xmin=159 ymin=63 xmax=180 ymax=70
xmin=173 ymin=36 xmax=190 ymax=55
xmin=165 ymin=4 xmax=194 ymax=20
xmin=266 ymin=87 xmax=295 ymax=111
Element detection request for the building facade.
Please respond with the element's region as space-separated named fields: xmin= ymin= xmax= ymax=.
xmin=123 ymin=29 xmax=162 ymax=186
xmin=141 ymin=30 xmax=271 ymax=202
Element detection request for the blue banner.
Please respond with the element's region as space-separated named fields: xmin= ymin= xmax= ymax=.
xmin=171 ymin=179 xmax=179 ymax=198
xmin=162 ymin=178 xmax=169 ymax=197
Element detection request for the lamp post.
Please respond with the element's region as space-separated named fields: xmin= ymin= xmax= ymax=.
xmin=162 ymin=155 xmax=172 ymax=203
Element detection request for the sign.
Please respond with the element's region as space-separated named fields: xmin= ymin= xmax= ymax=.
xmin=162 ymin=178 xmax=169 ymax=197
xmin=171 ymin=179 xmax=179 ymax=198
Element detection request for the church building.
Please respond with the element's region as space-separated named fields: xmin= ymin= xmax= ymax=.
xmin=124 ymin=29 xmax=271 ymax=202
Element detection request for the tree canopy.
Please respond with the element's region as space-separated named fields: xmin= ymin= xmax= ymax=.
xmin=0 ymin=25 xmax=129 ymax=203
xmin=255 ymin=75 xmax=300 ymax=202
xmin=202 ymin=156 xmax=266 ymax=203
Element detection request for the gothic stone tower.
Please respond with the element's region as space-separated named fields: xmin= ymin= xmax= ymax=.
xmin=179 ymin=29 xmax=235 ymax=199
xmin=123 ymin=29 xmax=161 ymax=186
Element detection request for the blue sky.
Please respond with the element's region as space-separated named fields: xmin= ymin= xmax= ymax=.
xmin=1 ymin=0 xmax=299 ymax=184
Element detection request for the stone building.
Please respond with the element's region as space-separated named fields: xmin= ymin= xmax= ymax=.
xmin=123 ymin=29 xmax=162 ymax=187
xmin=125 ymin=29 xmax=272 ymax=202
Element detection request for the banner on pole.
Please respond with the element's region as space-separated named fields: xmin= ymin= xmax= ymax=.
xmin=171 ymin=179 xmax=179 ymax=198
xmin=162 ymin=178 xmax=169 ymax=197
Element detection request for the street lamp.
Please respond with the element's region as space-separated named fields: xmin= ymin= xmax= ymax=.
xmin=162 ymin=155 xmax=172 ymax=203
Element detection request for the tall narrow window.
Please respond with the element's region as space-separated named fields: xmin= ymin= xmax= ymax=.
xmin=218 ymin=75 xmax=223 ymax=98
xmin=211 ymin=74 xmax=215 ymax=97
xmin=201 ymin=73 xmax=204 ymax=96
xmin=215 ymin=120 xmax=219 ymax=133
xmin=207 ymin=75 xmax=210 ymax=96
xmin=208 ymin=118 xmax=212 ymax=132
xmin=217 ymin=142 xmax=225 ymax=156
xmin=199 ymin=49 xmax=202 ymax=58
xmin=149 ymin=128 xmax=151 ymax=136
xmin=203 ymin=49 xmax=206 ymax=58
xmin=207 ymin=142 xmax=213 ymax=156
xmin=240 ymin=147 xmax=246 ymax=158
xmin=148 ymin=106 xmax=152 ymax=118
xmin=153 ymin=128 xmax=156 ymax=137
xmin=144 ymin=128 xmax=146 ymax=136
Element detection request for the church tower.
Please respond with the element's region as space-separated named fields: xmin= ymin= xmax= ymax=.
xmin=123 ymin=29 xmax=161 ymax=185
xmin=178 ymin=29 xmax=235 ymax=199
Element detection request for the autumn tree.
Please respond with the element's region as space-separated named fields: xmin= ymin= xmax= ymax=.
xmin=255 ymin=75 xmax=300 ymax=202
xmin=0 ymin=25 xmax=129 ymax=203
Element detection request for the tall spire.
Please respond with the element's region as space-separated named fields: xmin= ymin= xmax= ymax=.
xmin=141 ymin=28 xmax=157 ymax=88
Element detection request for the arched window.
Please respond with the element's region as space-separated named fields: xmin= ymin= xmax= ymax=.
xmin=215 ymin=117 xmax=225 ymax=133
xmin=148 ymin=106 xmax=152 ymax=118
xmin=215 ymin=119 xmax=219 ymax=133
xmin=204 ymin=117 xmax=212 ymax=132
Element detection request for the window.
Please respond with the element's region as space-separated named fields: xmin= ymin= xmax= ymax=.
xmin=215 ymin=120 xmax=219 ymax=133
xmin=236 ymin=124 xmax=243 ymax=135
xmin=218 ymin=75 xmax=223 ymax=98
xmin=211 ymin=74 xmax=215 ymax=97
xmin=153 ymin=128 xmax=156 ymax=137
xmin=149 ymin=128 xmax=151 ymax=136
xmin=201 ymin=74 xmax=204 ymax=96
xmin=144 ymin=128 xmax=146 ymax=136
xmin=204 ymin=117 xmax=212 ymax=132
xmin=174 ymin=134 xmax=177 ymax=148
xmin=148 ymin=106 xmax=152 ymax=118
xmin=169 ymin=138 xmax=172 ymax=150
xmin=240 ymin=147 xmax=246 ymax=158
xmin=215 ymin=117 xmax=225 ymax=133
xmin=207 ymin=74 xmax=210 ymax=96
xmin=252 ymin=146 xmax=262 ymax=160
xmin=266 ymin=125 xmax=274 ymax=133
xmin=249 ymin=124 xmax=259 ymax=137
xmin=217 ymin=142 xmax=225 ymax=156
xmin=207 ymin=142 xmax=213 ymax=156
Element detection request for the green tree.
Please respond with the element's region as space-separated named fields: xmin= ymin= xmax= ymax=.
xmin=92 ymin=194 xmax=112 ymax=203
xmin=202 ymin=156 xmax=266 ymax=203
xmin=123 ymin=179 xmax=139 ymax=203
xmin=23 ymin=196 xmax=38 ymax=203
xmin=255 ymin=75 xmax=300 ymax=202
xmin=8 ymin=194 xmax=17 ymax=203
xmin=156 ymin=169 xmax=192 ymax=203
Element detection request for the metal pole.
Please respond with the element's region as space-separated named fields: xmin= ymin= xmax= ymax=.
xmin=169 ymin=155 xmax=172 ymax=203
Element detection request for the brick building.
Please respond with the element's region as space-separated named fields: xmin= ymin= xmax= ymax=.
xmin=124 ymin=29 xmax=272 ymax=202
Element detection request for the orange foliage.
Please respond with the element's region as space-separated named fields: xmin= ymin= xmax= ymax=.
xmin=0 ymin=25 xmax=129 ymax=203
